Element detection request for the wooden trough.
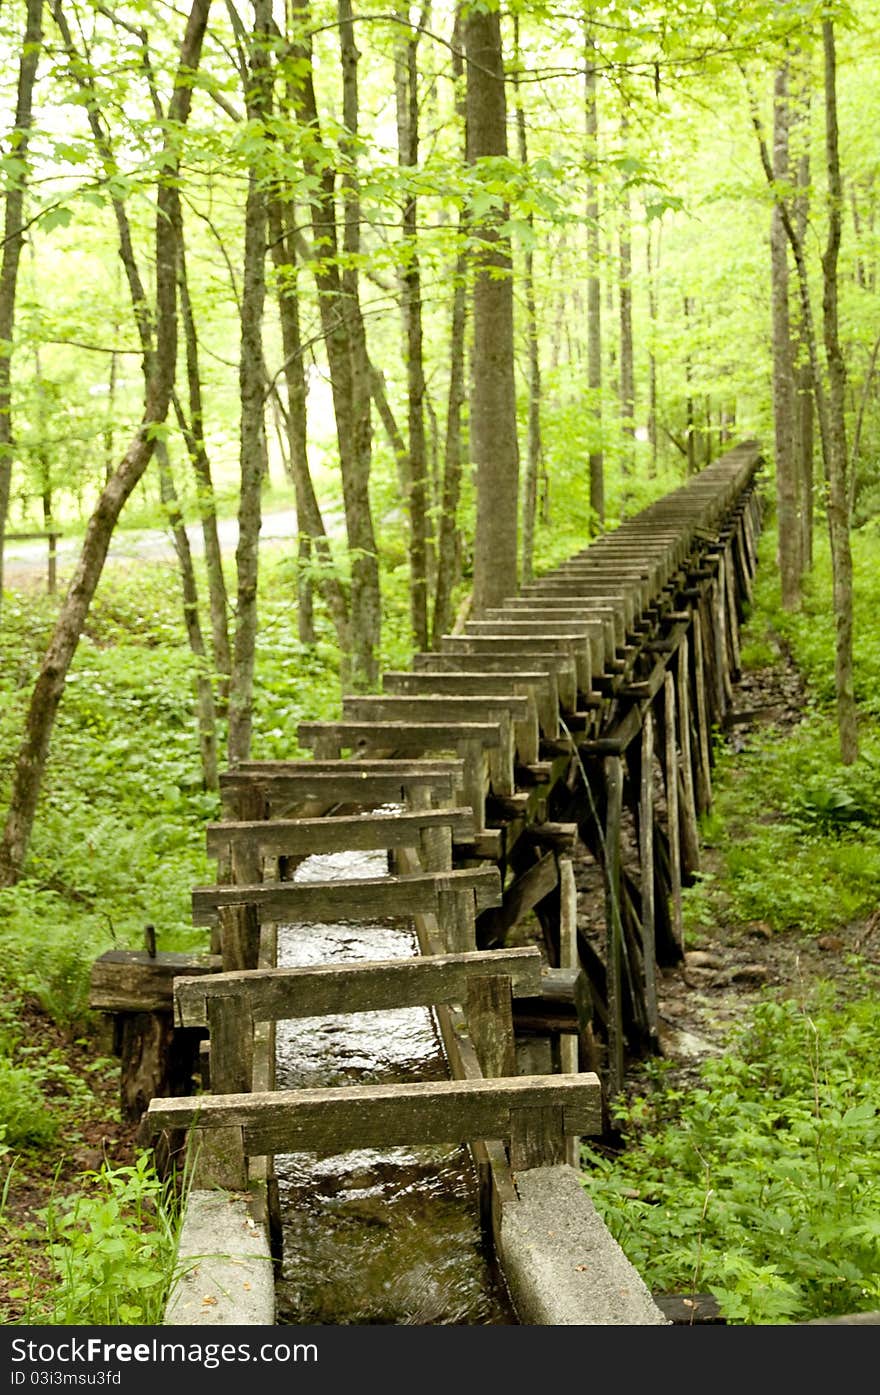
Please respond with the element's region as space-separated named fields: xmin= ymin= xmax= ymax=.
xmin=92 ymin=440 xmax=763 ymax=1325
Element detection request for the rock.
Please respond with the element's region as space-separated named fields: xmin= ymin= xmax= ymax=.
xmin=726 ymin=963 xmax=770 ymax=985
xmin=684 ymin=950 xmax=724 ymax=970
xmin=746 ymin=921 xmax=773 ymax=940
xmin=817 ymin=935 xmax=844 ymax=953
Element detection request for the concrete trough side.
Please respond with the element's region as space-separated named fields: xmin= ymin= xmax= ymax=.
xmin=499 ymin=1163 xmax=669 ymax=1325
xmin=164 ymin=1189 xmax=275 ymax=1326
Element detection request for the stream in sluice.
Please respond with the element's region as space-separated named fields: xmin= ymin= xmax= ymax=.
xmin=272 ymin=845 xmax=517 ymax=1326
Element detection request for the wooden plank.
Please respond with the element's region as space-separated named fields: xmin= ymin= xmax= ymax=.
xmin=479 ymin=850 xmax=559 ymax=943
xmin=559 ymin=857 xmax=580 ymax=1166
xmin=466 ymin=975 xmax=517 ymax=1079
xmin=175 ymin=947 xmax=543 ymax=1027
xmin=90 ymin=951 xmax=222 ymax=1013
xmin=419 ymin=646 xmax=575 ymax=714
xmin=191 ymin=865 xmax=503 ymax=926
xmin=342 ymin=693 xmax=531 ymax=723
xmin=297 ymin=720 xmax=503 ymax=753
xmin=463 ymin=621 xmax=598 ymax=689
xmin=206 ymin=993 xmax=252 ymax=1095
xmin=691 ymin=608 xmax=713 ymax=813
xmin=218 ymin=763 xmax=464 ymax=814
xmin=380 ymin=670 xmax=551 ymax=751
xmin=664 ymin=672 xmax=684 ymax=950
xmin=487 ymin=602 xmax=625 ymax=652
xmin=516 ymin=585 xmax=639 ymax=631
xmin=509 ymin=1105 xmax=565 ymax=1170
xmin=677 ymin=633 xmax=701 ymax=878
xmin=145 ymin=1072 xmax=604 ymax=1157
xmin=639 ymin=709 xmax=659 ymax=1042
xmin=604 ymin=755 xmax=625 ymax=1098
xmin=205 ymin=807 xmax=476 ymax=861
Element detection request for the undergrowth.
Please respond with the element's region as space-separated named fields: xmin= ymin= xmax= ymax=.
xmin=586 ymin=510 xmax=880 ymax=1323
xmin=582 ymin=980 xmax=880 ymax=1323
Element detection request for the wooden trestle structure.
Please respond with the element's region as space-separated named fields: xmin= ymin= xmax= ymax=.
xmin=97 ymin=440 xmax=763 ymax=1313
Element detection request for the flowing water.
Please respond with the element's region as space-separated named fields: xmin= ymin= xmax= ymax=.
xmin=272 ymin=844 xmax=517 ymax=1326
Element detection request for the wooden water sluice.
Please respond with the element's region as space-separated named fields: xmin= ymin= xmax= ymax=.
xmin=94 ymin=441 xmax=763 ymax=1324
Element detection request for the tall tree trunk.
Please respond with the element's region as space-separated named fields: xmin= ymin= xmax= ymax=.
xmin=0 ymin=0 xmax=43 ymax=613
xmin=749 ymin=21 xmax=857 ymax=764
xmin=584 ymin=29 xmax=603 ymax=529
xmin=771 ymin=61 xmax=802 ymax=610
xmin=821 ymin=19 xmax=857 ymax=764
xmin=228 ymin=0 xmax=271 ymax=766
xmin=395 ymin=6 xmax=429 ymax=650
xmin=268 ymin=195 xmax=350 ymax=657
xmin=432 ymin=10 xmax=468 ymax=645
xmin=285 ymin=0 xmax=379 ymax=689
xmin=646 ymin=213 xmax=659 ymax=474
xmin=337 ymin=0 xmax=381 ymax=687
xmin=156 ymin=441 xmax=218 ymax=790
xmin=173 ymin=223 xmax=232 ymax=706
xmin=618 ymin=113 xmax=635 ymax=476
xmin=0 ymin=0 xmax=212 ymax=886
xmin=791 ymin=75 xmax=814 ymax=571
xmin=465 ymin=6 xmax=519 ymax=614
xmin=514 ymin=16 xmax=542 ymax=585
xmin=683 ymin=295 xmax=697 ymax=475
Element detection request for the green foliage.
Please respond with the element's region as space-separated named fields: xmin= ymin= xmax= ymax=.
xmin=23 ymin=1156 xmax=183 ymax=1326
xmin=682 ymin=520 xmax=880 ymax=936
xmin=582 ymin=983 xmax=880 ymax=1323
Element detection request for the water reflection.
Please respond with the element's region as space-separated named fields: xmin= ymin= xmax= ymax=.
xmin=273 ymin=845 xmax=516 ymax=1325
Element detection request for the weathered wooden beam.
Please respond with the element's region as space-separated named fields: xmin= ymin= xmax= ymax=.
xmin=175 ymin=947 xmax=543 ymax=1027
xmin=478 ymin=851 xmax=559 ymax=943
xmin=603 ymin=755 xmax=625 ymax=1098
xmin=191 ymin=865 xmax=502 ymax=927
xmin=297 ymin=719 xmax=503 ymax=753
xmin=90 ymin=951 xmax=222 ymax=1013
xmin=205 ymin=807 xmax=475 ymax=862
xmin=639 ymin=709 xmax=659 ymax=1044
xmin=145 ymin=1073 xmax=603 ymax=1158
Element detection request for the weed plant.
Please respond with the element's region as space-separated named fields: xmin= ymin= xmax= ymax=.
xmin=582 ymin=981 xmax=880 ymax=1323
xmin=11 ymin=1155 xmax=184 ymax=1325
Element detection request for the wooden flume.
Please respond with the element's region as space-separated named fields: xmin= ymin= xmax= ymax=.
xmin=91 ymin=440 xmax=764 ymax=1319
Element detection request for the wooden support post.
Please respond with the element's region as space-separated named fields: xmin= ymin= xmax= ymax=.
xmin=510 ymin=1105 xmax=565 ymax=1170
xmin=603 ymin=755 xmax=625 ymax=1098
xmin=459 ymin=742 xmax=488 ymax=833
xmin=723 ymin=543 xmax=742 ymax=679
xmin=206 ymin=994 xmax=253 ymax=1096
xmin=677 ymin=633 xmax=701 ymax=878
xmin=190 ymin=1125 xmax=248 ymax=1191
xmin=638 ymin=710 xmax=659 ymax=1044
xmin=558 ymin=858 xmax=580 ymax=1166
xmin=437 ymin=889 xmax=477 ymax=954
xmin=466 ymin=976 xmax=516 ymax=1080
xmin=691 ymin=608 xmax=713 ymax=813
xmin=220 ymin=783 xmax=267 ymax=972
xmin=712 ymin=562 xmax=733 ymax=711
xmin=663 ymin=672 xmax=684 ymax=952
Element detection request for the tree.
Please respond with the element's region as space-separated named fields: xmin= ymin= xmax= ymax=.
xmin=748 ymin=14 xmax=858 ymax=762
xmin=465 ymin=2 xmax=519 ymax=614
xmin=0 ymin=0 xmax=212 ymax=886
xmin=0 ymin=0 xmax=43 ymax=612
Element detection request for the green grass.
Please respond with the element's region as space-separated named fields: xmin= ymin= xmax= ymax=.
xmin=682 ymin=519 xmax=880 ymax=938
xmin=582 ymin=980 xmax=880 ymax=1323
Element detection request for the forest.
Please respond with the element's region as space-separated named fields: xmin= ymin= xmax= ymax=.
xmin=0 ymin=0 xmax=878 ymax=1329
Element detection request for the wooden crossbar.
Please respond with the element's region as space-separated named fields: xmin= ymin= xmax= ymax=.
xmin=191 ymin=865 xmax=503 ymax=926
xmin=145 ymin=1072 xmax=603 ymax=1157
xmin=174 ymin=946 xmax=544 ymax=1026
xmin=205 ymin=807 xmax=476 ymax=860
